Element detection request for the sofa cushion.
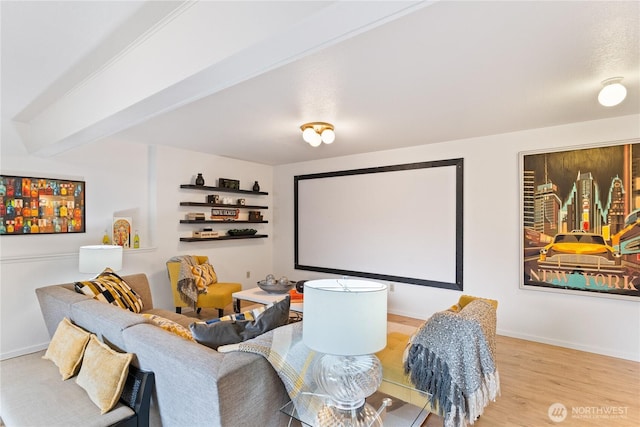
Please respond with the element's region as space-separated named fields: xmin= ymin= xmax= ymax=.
xmin=76 ymin=335 xmax=133 ymax=414
xmin=1 ymin=350 xmax=135 ymax=426
xmin=42 ymin=317 xmax=91 ymax=380
xmin=190 ymin=297 xmax=290 ymax=349
xmin=75 ymin=268 xmax=143 ymax=313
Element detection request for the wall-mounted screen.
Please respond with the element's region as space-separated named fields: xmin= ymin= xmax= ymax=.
xmin=294 ymin=159 xmax=463 ymax=290
xmin=0 ymin=175 xmax=86 ymax=235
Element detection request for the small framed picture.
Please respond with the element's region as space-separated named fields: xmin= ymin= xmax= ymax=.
xmin=207 ymin=194 xmax=220 ymax=204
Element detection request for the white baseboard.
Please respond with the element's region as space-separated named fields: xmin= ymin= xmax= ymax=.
xmin=1 ymin=342 xmax=48 ymax=361
xmin=497 ymin=328 xmax=640 ymax=362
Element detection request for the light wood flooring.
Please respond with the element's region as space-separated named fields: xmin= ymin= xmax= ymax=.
xmin=388 ymin=313 xmax=640 ymax=427
xmin=188 ymin=307 xmax=639 ymax=426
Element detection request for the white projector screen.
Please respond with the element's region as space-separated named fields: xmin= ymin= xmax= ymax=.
xmin=294 ymin=159 xmax=463 ymax=290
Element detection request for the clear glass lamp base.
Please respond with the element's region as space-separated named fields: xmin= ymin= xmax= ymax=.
xmin=316 ymin=402 xmax=384 ymax=427
xmin=314 ymin=353 xmax=384 ymax=426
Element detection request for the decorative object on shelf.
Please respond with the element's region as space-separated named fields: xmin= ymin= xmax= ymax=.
xmin=598 ymin=77 xmax=627 ymax=107
xmin=79 ymin=245 xmax=123 ymax=273
xmin=303 ymin=279 xmax=387 ymax=426
xmin=133 ymin=230 xmax=140 ymax=249
xmin=227 ymin=228 xmax=257 ymax=236
xmin=219 ymin=178 xmax=240 ymax=190
xmin=207 ymin=194 xmax=220 ymax=204
xmin=211 ymin=208 xmax=239 ymax=220
xmin=252 ymin=181 xmax=260 ymax=192
xmin=193 ymin=230 xmax=219 ymax=238
xmin=186 ymin=212 xmax=206 ymax=221
xmin=248 ymin=211 xmax=263 ymax=222
xmin=112 ymin=217 xmax=132 ymax=248
xmin=195 ymin=173 xmax=205 ymax=186
xmin=300 ymin=122 xmax=335 ymax=147
xmin=237 ymin=198 xmax=245 ymax=205
xmin=257 ymin=275 xmax=295 ymax=294
xmin=102 ymin=228 xmax=111 ymax=244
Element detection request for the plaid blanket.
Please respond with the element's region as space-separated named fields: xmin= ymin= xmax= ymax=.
xmin=404 ymin=299 xmax=500 ymax=427
xmin=218 ymin=322 xmax=323 ymax=425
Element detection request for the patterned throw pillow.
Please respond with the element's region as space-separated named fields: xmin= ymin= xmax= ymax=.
xmin=75 ymin=268 xmax=143 ymax=313
xmin=142 ymin=313 xmax=195 ymax=341
xmin=203 ymin=306 xmax=266 ymax=324
xmin=190 ymin=263 xmax=218 ymax=290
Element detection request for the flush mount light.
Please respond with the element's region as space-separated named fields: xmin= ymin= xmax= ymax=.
xmin=300 ymin=122 xmax=335 ymax=147
xmin=598 ymin=77 xmax=627 ymax=107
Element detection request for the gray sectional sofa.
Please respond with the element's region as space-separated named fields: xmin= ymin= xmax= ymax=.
xmin=19 ymin=273 xmax=290 ymax=427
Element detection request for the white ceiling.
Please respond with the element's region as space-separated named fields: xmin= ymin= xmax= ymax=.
xmin=2 ymin=1 xmax=639 ymax=166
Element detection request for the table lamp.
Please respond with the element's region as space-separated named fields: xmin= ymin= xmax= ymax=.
xmin=79 ymin=245 xmax=123 ymax=273
xmin=303 ymin=279 xmax=387 ymax=426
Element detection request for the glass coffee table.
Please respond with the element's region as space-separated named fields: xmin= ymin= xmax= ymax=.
xmin=279 ymin=377 xmax=431 ymax=426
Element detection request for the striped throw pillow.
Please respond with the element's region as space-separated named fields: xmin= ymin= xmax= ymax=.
xmin=75 ymin=268 xmax=143 ymax=313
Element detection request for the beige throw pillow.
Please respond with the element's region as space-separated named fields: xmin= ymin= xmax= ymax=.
xmin=76 ymin=335 xmax=133 ymax=414
xmin=42 ymin=317 xmax=91 ymax=380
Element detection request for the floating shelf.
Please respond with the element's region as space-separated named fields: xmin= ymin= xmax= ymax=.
xmin=179 ymin=234 xmax=268 ymax=242
xmin=180 ymin=202 xmax=268 ymax=209
xmin=180 ymin=184 xmax=268 ymax=195
xmin=180 ymin=220 xmax=268 ymax=224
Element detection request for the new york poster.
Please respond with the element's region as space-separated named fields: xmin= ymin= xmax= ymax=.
xmin=521 ymin=141 xmax=640 ymax=300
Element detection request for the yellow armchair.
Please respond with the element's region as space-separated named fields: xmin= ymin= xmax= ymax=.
xmin=167 ymin=256 xmax=242 ymax=317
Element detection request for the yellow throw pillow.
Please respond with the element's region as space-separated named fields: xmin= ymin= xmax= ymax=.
xmin=76 ymin=335 xmax=133 ymax=414
xmin=142 ymin=313 xmax=195 ymax=341
xmin=190 ymin=263 xmax=218 ymax=290
xmin=458 ymin=294 xmax=498 ymax=310
xmin=42 ymin=317 xmax=91 ymax=380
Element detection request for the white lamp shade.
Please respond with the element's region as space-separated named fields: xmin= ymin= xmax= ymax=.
xmin=598 ymin=81 xmax=627 ymax=107
xmin=303 ymin=279 xmax=387 ymax=355
xmin=79 ymin=245 xmax=123 ymax=273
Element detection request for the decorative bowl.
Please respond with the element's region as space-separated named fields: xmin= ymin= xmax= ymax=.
xmin=257 ymin=279 xmax=295 ymax=294
xmin=227 ymin=229 xmax=257 ymax=236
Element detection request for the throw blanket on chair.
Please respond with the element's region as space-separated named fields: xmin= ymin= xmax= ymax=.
xmin=404 ymin=299 xmax=500 ymax=427
xmin=217 ymin=322 xmax=323 ymax=425
xmin=166 ymin=255 xmax=202 ymax=308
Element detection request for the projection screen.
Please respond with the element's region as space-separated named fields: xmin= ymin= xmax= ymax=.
xmin=294 ymin=159 xmax=463 ymax=290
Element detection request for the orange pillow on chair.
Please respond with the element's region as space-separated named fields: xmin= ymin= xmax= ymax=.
xmin=190 ymin=263 xmax=218 ymax=290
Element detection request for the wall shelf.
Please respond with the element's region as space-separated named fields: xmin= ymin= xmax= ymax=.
xmin=180 ymin=184 xmax=268 ymax=195
xmin=179 ymin=183 xmax=269 ymax=243
xmin=180 ymin=234 xmax=268 ymax=242
xmin=180 ymin=220 xmax=268 ymax=224
xmin=180 ymin=202 xmax=268 ymax=209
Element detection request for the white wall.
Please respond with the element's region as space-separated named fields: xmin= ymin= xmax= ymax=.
xmin=0 ymin=127 xmax=272 ymax=359
xmin=3 ymin=114 xmax=639 ymax=362
xmin=273 ymin=114 xmax=640 ymax=361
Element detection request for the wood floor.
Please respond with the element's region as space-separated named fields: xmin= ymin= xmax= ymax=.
xmin=188 ymin=307 xmax=639 ymax=426
xmin=388 ymin=314 xmax=640 ymax=427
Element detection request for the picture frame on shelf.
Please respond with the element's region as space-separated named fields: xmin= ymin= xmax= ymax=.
xmin=112 ymin=217 xmax=132 ymax=248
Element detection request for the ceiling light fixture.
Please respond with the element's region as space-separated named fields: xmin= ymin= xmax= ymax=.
xmin=300 ymin=122 xmax=335 ymax=147
xmin=598 ymin=77 xmax=627 ymax=107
